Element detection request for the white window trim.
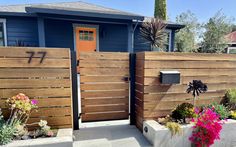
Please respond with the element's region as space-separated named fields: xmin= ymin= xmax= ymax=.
xmin=165 ymin=29 xmax=172 ymax=52
xmin=227 ymin=47 xmax=236 ymax=54
xmin=0 ymin=18 xmax=7 ymax=46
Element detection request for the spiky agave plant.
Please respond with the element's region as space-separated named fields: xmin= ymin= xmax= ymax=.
xmin=140 ymin=18 xmax=167 ymax=51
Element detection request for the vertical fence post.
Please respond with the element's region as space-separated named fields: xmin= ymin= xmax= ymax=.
xmin=130 ymin=53 xmax=136 ymax=125
xmin=71 ymin=50 xmax=79 ymax=130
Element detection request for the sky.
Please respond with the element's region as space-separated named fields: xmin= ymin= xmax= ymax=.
xmin=0 ymin=0 xmax=235 ymax=23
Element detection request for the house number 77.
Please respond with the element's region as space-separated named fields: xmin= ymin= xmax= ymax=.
xmin=26 ymin=51 xmax=47 ymax=64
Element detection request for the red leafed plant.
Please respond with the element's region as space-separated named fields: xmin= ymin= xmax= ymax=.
xmin=189 ymin=107 xmax=223 ymax=147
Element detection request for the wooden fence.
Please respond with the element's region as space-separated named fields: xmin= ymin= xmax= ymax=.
xmin=135 ymin=52 xmax=236 ymax=130
xmin=79 ymin=52 xmax=130 ymax=122
xmin=0 ymin=47 xmax=72 ymax=128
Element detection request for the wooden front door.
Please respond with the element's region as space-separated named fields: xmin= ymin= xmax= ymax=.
xmin=75 ymin=27 xmax=97 ymax=72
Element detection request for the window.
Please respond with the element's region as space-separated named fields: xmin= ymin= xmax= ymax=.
xmin=0 ymin=19 xmax=6 ymax=46
xmin=79 ymin=30 xmax=94 ymax=41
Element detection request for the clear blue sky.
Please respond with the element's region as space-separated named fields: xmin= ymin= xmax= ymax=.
xmin=0 ymin=0 xmax=235 ymax=22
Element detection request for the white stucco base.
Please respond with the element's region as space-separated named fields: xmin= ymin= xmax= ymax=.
xmin=143 ymin=119 xmax=236 ymax=147
xmin=5 ymin=128 xmax=73 ymax=147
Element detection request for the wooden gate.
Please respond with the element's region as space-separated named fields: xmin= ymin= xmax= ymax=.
xmin=79 ymin=52 xmax=130 ymax=122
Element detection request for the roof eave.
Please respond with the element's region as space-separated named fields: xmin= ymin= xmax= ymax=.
xmin=25 ymin=7 xmax=144 ymax=21
xmin=166 ymin=24 xmax=185 ymax=30
xmin=0 ymin=12 xmax=36 ymax=17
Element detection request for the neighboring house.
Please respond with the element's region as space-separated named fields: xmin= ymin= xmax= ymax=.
xmin=225 ymin=31 xmax=236 ymax=53
xmin=0 ymin=1 xmax=184 ymax=54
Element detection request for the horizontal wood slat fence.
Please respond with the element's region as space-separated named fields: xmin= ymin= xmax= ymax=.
xmin=79 ymin=52 xmax=130 ymax=122
xmin=0 ymin=47 xmax=72 ymax=128
xmin=135 ymin=52 xmax=236 ymax=130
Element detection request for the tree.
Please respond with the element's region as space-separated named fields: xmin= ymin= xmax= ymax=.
xmin=175 ymin=11 xmax=201 ymax=52
xmin=140 ymin=18 xmax=167 ymax=51
xmin=154 ymin=0 xmax=167 ymax=20
xmin=201 ymin=11 xmax=233 ymax=53
xmin=231 ymin=24 xmax=236 ymax=32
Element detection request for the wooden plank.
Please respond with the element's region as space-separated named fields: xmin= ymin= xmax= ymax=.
xmin=0 ymin=98 xmax=71 ymax=108
xmin=0 ymin=47 xmax=70 ymax=58
xmin=144 ymin=60 xmax=236 ymax=69
xmin=143 ymin=77 xmax=160 ymax=85
xmin=182 ymin=76 xmax=236 ymax=84
xmin=143 ymin=97 xmax=222 ymax=111
xmin=30 ymin=107 xmax=71 ymax=117
xmin=0 ymin=88 xmax=71 ymax=98
xmin=81 ymin=83 xmax=129 ymax=91
xmin=81 ymin=97 xmax=129 ymax=105
xmin=81 ymin=90 xmax=129 ymax=98
xmin=0 ymin=58 xmax=70 ymax=68
xmin=82 ymin=104 xmax=128 ymax=113
xmin=80 ymin=76 xmax=128 ymax=83
xmin=82 ymin=111 xmax=129 ymax=122
xmin=27 ymin=116 xmax=72 ymax=126
xmin=143 ymin=83 xmax=236 ymax=94
xmin=144 ymin=69 xmax=236 ymax=77
xmin=143 ymin=91 xmax=225 ymax=102
xmin=80 ymin=68 xmax=129 ymax=76
xmin=143 ymin=52 xmax=236 ymax=61
xmin=144 ymin=76 xmax=236 ymax=86
xmin=3 ymin=107 xmax=71 ymax=117
xmin=80 ymin=52 xmax=129 ymax=60
xmin=0 ymin=68 xmax=70 ymax=78
xmin=0 ymin=79 xmax=70 ymax=88
xmin=80 ymin=60 xmax=129 ymax=68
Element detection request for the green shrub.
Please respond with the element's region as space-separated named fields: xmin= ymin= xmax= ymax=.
xmin=171 ymin=103 xmax=195 ymax=122
xmin=226 ymin=89 xmax=236 ymax=104
xmin=0 ymin=125 xmax=15 ymax=145
xmin=207 ymin=102 xmax=230 ymax=120
xmin=0 ymin=109 xmax=4 ymax=126
xmin=223 ymin=89 xmax=236 ymax=110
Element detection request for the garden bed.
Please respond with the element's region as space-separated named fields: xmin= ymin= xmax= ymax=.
xmin=143 ymin=119 xmax=236 ymax=147
xmin=4 ymin=128 xmax=73 ymax=147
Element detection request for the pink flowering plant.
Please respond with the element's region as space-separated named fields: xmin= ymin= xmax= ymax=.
xmin=6 ymin=93 xmax=38 ymax=126
xmin=189 ymin=107 xmax=223 ymax=147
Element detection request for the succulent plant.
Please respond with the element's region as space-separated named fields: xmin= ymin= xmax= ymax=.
xmin=171 ymin=103 xmax=195 ymax=123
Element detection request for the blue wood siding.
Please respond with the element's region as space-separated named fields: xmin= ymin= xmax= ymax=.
xmin=44 ymin=19 xmax=74 ymax=49
xmin=134 ymin=26 xmax=151 ymax=52
xmin=44 ymin=18 xmax=128 ymax=52
xmin=99 ymin=23 xmax=128 ymax=52
xmin=5 ymin=16 xmax=39 ymax=46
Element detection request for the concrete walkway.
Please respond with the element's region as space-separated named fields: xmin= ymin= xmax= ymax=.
xmin=73 ymin=124 xmax=151 ymax=147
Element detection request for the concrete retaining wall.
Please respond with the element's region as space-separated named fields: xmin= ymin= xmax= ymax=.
xmin=143 ymin=120 xmax=236 ymax=147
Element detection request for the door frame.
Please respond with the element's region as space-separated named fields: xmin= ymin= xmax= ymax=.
xmin=73 ymin=23 xmax=100 ymax=52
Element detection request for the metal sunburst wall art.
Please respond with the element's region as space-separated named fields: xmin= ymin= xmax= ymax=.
xmin=186 ymin=80 xmax=208 ymax=106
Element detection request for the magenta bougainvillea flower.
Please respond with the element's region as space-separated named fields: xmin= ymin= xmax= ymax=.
xmin=189 ymin=108 xmax=223 ymax=147
xmin=31 ymin=99 xmax=38 ymax=105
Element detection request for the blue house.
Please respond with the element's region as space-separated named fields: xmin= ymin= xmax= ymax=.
xmin=0 ymin=1 xmax=184 ymax=53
